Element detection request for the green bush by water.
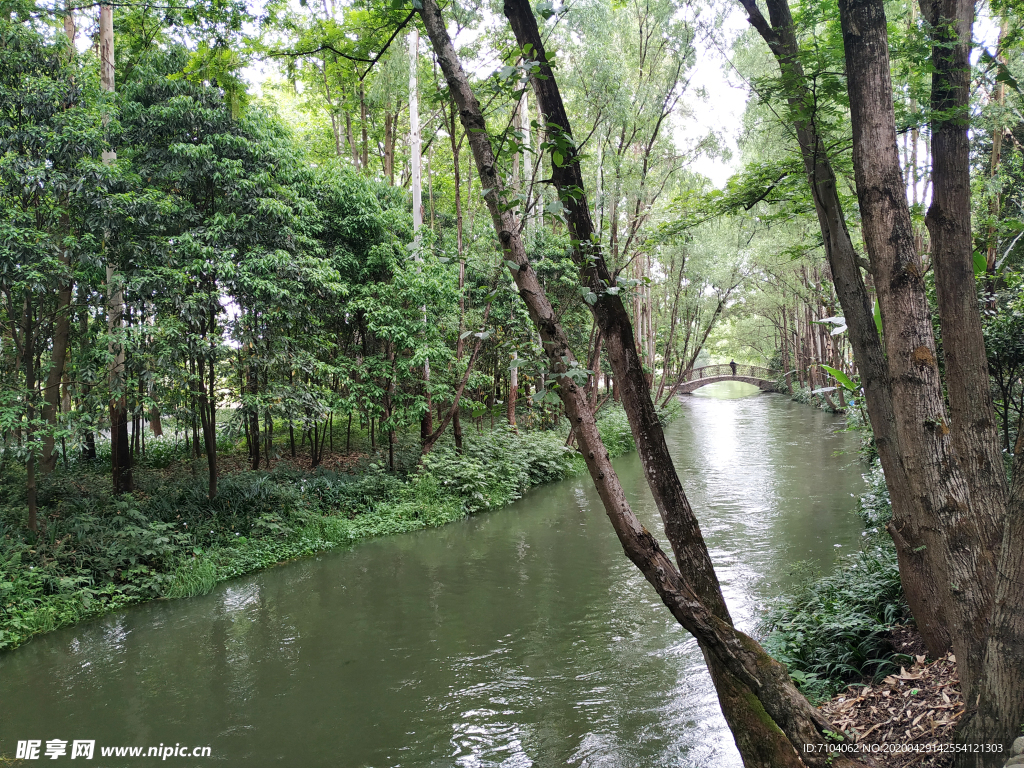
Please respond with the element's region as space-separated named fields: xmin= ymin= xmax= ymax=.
xmin=0 ymin=407 xmax=637 ymax=651
xmin=760 ymin=463 xmax=907 ymax=703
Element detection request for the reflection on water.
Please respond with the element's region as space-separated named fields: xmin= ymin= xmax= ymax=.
xmin=0 ymin=386 xmax=867 ymax=767
xmin=691 ymin=380 xmax=762 ymax=400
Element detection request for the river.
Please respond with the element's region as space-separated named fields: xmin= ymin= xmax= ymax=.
xmin=0 ymin=383 xmax=868 ymax=767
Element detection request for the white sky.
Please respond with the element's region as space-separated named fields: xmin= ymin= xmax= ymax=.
xmin=675 ymin=7 xmax=750 ymax=188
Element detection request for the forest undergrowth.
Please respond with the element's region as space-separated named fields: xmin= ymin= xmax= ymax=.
xmin=760 ymin=448 xmax=912 ymax=704
xmin=0 ymin=406 xmax=638 ymax=652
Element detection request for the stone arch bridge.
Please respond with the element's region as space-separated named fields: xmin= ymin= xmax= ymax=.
xmin=677 ymin=363 xmax=782 ymax=394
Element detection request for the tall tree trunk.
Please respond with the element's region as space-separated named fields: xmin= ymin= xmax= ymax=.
xmin=920 ymin=0 xmax=1021 ymax=757
xmin=838 ymin=0 xmax=1020 ymax=759
xmin=507 ymin=351 xmax=518 ymax=430
xmin=360 ymin=83 xmax=369 ymax=170
xmin=384 ymin=112 xmax=396 ymax=185
xmin=422 ymin=3 xmax=866 ymax=765
xmin=100 ymin=3 xmax=132 ymax=494
xmin=409 ymin=30 xmax=432 ymax=443
xmin=451 ymin=99 xmax=465 ymax=452
xmin=247 ymin=362 xmax=260 ymax=470
xmin=196 ymin=367 xmax=217 ymax=498
xmin=409 ymin=30 xmax=422 ymax=231
xmin=42 ymin=21 xmax=78 ymax=473
xmin=655 ymin=255 xmax=685 ymax=402
xmin=740 ymin=0 xmax=950 ymax=656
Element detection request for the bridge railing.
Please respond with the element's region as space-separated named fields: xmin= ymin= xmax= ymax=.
xmin=683 ymin=364 xmax=780 ymax=382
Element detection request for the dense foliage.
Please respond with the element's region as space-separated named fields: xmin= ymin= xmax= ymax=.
xmin=3 ymin=0 xmax=1024 ymax=755
xmin=0 ymin=408 xmax=635 ymax=650
xmin=761 ymin=465 xmax=906 ymax=702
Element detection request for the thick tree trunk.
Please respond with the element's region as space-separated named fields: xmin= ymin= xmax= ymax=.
xmin=739 ymin=0 xmax=951 ymax=657
xmin=920 ymin=0 xmax=1021 ymax=759
xmin=838 ymin=0 xmax=1020 ymax=760
xmin=422 ymin=3 xmax=867 ymax=765
xmin=920 ymin=0 xmax=1006 ymax=556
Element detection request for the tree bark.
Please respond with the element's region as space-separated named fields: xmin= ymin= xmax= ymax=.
xmin=919 ymin=0 xmax=1006 ymax=556
xmin=197 ymin=350 xmax=217 ymax=499
xmin=100 ymin=3 xmax=132 ymax=494
xmin=247 ymin=361 xmax=261 ymax=470
xmin=838 ymin=0 xmax=1021 ymax=759
xmin=739 ymin=0 xmax=950 ymax=657
xmin=422 ymin=2 xmax=867 ymax=764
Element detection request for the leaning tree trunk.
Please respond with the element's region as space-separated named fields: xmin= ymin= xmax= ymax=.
xmin=420 ymin=2 xmax=869 ymax=765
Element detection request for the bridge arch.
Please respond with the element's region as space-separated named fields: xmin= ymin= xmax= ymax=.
xmin=676 ymin=364 xmax=781 ymax=395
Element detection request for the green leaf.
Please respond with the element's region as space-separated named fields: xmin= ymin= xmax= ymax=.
xmin=820 ymin=365 xmax=858 ymax=392
xmin=874 ymin=299 xmax=883 ymax=336
xmin=972 ymin=250 xmax=987 ymax=276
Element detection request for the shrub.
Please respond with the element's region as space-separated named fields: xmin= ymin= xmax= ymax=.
xmin=761 ymin=466 xmax=906 ymax=702
xmin=0 ymin=404 xmax=651 ymax=650
xmin=596 ymin=406 xmax=635 ymax=457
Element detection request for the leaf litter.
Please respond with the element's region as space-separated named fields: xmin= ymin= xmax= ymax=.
xmin=820 ymin=652 xmax=962 ymax=767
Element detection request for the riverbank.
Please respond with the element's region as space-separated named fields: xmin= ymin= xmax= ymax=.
xmin=760 ymin=461 xmax=910 ymax=701
xmin=0 ymin=408 xmax=638 ymax=652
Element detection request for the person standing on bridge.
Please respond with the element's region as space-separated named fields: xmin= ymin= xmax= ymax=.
xmin=730 ymin=360 xmax=737 ymax=376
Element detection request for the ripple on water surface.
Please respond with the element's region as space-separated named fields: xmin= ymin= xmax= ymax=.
xmin=0 ymin=383 xmax=867 ymax=767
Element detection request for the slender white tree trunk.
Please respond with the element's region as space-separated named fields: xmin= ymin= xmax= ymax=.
xmin=409 ymin=29 xmax=422 ymax=232
xmin=409 ymin=30 xmax=431 ymax=438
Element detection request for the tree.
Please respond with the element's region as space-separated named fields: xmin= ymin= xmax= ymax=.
xmin=835 ymin=0 xmax=1024 ymax=758
xmin=0 ymin=21 xmax=108 ymax=529
xmin=418 ymin=1 xmax=867 ymax=765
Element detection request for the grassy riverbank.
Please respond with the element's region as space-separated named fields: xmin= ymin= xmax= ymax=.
xmin=760 ymin=461 xmax=910 ymax=702
xmin=0 ymin=408 xmax=638 ymax=652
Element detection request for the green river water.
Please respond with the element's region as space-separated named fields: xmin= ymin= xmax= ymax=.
xmin=0 ymin=383 xmax=869 ymax=768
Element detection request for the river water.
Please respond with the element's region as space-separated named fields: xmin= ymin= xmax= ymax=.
xmin=0 ymin=383 xmax=868 ymax=767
